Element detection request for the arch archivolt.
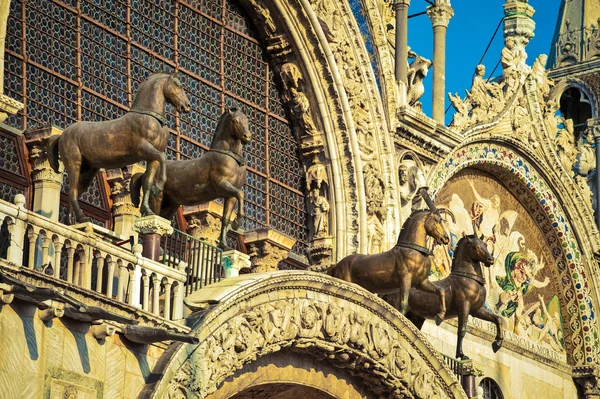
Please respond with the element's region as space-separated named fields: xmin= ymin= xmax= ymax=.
xmin=143 ymin=272 xmax=466 ymax=399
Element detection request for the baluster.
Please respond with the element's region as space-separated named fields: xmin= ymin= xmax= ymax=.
xmin=106 ymin=259 xmax=115 ymax=297
xmin=163 ymin=279 xmax=173 ymax=320
xmin=83 ymin=247 xmax=93 ymax=290
xmin=152 ymin=275 xmax=160 ymax=316
xmin=127 ymin=267 xmax=135 ymax=306
xmin=116 ymin=262 xmax=127 ymax=302
xmin=53 ymin=238 xmax=64 ymax=279
xmin=95 ymin=254 xmax=105 ymax=293
xmin=27 ymin=227 xmax=39 ymax=269
xmin=73 ymin=250 xmax=82 ymax=286
xmin=172 ymin=281 xmax=184 ymax=320
xmin=66 ymin=246 xmax=76 ymax=283
xmin=142 ymin=274 xmax=150 ymax=311
xmin=41 ymin=234 xmax=51 ymax=272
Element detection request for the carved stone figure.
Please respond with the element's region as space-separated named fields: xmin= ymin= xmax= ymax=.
xmin=407 ymin=56 xmax=433 ymax=110
xmin=531 ymin=54 xmax=553 ymax=101
xmin=329 ymin=199 xmax=455 ymax=320
xmin=398 ymin=164 xmax=420 ymax=224
xmin=46 ymin=72 xmax=191 ymax=224
xmin=448 ymin=92 xmax=470 ymax=129
xmin=468 ymin=65 xmax=503 ymax=123
xmin=280 ymin=63 xmax=319 ymax=138
xmin=363 ymin=162 xmax=385 ymax=218
xmin=130 ymin=108 xmax=251 ymax=250
xmin=407 ymin=235 xmax=504 ymax=359
xmin=501 ymin=37 xmax=526 ymax=95
xmin=309 ymin=187 xmax=330 ymax=238
xmin=512 ymin=95 xmax=535 ymax=146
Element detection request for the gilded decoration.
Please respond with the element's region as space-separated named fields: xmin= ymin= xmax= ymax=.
xmin=151 ymin=272 xmax=466 ymax=399
xmin=429 ymin=143 xmax=598 ymax=365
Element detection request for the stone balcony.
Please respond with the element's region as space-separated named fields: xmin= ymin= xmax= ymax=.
xmin=0 ymin=194 xmax=189 ymax=330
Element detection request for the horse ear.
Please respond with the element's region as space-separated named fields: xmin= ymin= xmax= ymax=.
xmin=171 ymin=71 xmax=181 ymax=80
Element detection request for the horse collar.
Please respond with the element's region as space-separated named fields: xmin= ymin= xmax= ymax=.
xmin=450 ymin=270 xmax=485 ymax=285
xmin=130 ymin=108 xmax=168 ymax=126
xmin=395 ymin=241 xmax=432 ymax=256
xmin=209 ymin=149 xmax=244 ymax=166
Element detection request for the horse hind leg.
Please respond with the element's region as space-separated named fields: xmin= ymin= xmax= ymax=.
xmin=397 ymin=276 xmax=412 ymax=315
xmin=217 ymin=197 xmax=236 ymax=250
xmin=472 ymin=306 xmax=504 ymax=353
xmin=61 ymin=147 xmax=87 ymax=224
xmin=456 ymin=301 xmax=471 ymax=360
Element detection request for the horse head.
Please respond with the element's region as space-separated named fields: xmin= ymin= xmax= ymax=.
xmin=424 ymin=210 xmax=450 ymax=246
xmin=462 ymin=235 xmax=494 ymax=266
xmin=225 ymin=108 xmax=252 ymax=144
xmin=163 ymin=72 xmax=191 ymax=113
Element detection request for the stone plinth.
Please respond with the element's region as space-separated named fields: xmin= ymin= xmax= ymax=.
xmin=133 ymin=215 xmax=174 ymax=261
xmin=24 ymin=125 xmax=64 ymax=222
xmin=106 ymin=164 xmax=144 ymax=241
xmin=222 ymin=249 xmax=251 ymax=277
xmin=245 ymin=228 xmax=295 ymax=273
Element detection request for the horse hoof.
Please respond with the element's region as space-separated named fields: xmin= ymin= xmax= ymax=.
xmin=434 ymin=314 xmax=444 ymax=326
xmin=457 ymin=354 xmax=469 ymax=361
xmin=78 ymin=216 xmax=91 ymax=224
xmin=492 ymin=341 xmax=503 ymax=353
xmin=230 ymin=219 xmax=240 ymax=231
xmin=141 ymin=208 xmax=155 ymax=217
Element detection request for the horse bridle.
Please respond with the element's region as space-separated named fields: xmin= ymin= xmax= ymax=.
xmin=208 ymin=148 xmax=245 ymax=166
xmin=395 ymin=241 xmax=432 ymax=256
xmin=130 ymin=108 xmax=168 ymax=127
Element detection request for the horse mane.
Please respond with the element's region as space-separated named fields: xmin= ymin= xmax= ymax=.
xmin=451 ymin=234 xmax=476 ymax=269
xmin=131 ymin=72 xmax=171 ymax=106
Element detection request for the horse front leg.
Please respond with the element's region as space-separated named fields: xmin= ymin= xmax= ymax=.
xmin=62 ymin=150 xmax=88 ymax=224
xmin=218 ymin=180 xmax=244 ymax=229
xmin=138 ymin=142 xmax=167 ymax=216
xmin=418 ymin=279 xmax=447 ymax=325
xmin=456 ymin=300 xmax=471 ymax=360
xmin=218 ymin=197 xmax=236 ymax=250
xmin=397 ymin=276 xmax=412 ymax=315
xmin=472 ymin=306 xmax=504 ymax=353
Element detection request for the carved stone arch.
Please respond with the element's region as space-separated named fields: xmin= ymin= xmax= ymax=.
xmin=428 ymin=141 xmax=600 ymax=365
xmin=235 ymin=0 xmax=398 ymax=257
xmin=140 ymin=271 xmax=467 ymax=399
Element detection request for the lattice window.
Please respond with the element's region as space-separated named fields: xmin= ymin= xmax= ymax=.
xmin=5 ymin=0 xmax=310 ymax=256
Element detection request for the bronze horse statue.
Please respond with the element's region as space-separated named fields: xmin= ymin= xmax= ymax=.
xmin=47 ymin=72 xmax=191 ymax=223
xmin=406 ymin=234 xmax=504 ymax=359
xmin=329 ymin=207 xmax=453 ymax=321
xmin=130 ymin=108 xmax=251 ymax=250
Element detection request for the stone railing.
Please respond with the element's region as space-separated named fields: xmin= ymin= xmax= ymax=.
xmin=0 ymin=194 xmax=187 ymax=322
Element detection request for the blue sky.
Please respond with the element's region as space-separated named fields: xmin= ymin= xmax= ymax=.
xmin=391 ymin=0 xmax=562 ymax=123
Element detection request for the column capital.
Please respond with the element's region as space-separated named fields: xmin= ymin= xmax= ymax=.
xmin=427 ymin=3 xmax=454 ymax=28
xmin=574 ymin=365 xmax=600 ymax=399
xmin=24 ymin=125 xmax=64 ymax=184
xmin=133 ymin=215 xmax=174 ymax=236
xmin=183 ymin=202 xmax=227 ymax=247
xmin=394 ymin=0 xmax=411 ymax=8
xmin=106 ymin=165 xmax=144 ymax=218
xmin=245 ymin=228 xmax=295 ymax=273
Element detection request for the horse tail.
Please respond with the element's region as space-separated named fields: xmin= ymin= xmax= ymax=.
xmin=130 ymin=172 xmax=144 ymax=208
xmin=46 ymin=135 xmax=61 ymax=174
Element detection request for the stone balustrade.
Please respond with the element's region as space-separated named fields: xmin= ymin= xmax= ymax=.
xmin=0 ymin=194 xmax=187 ymax=322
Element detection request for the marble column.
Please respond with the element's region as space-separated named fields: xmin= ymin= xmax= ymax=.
xmin=395 ymin=0 xmax=411 ymax=85
xmin=427 ymin=1 xmax=454 ymax=124
xmin=24 ymin=126 xmax=64 ymax=221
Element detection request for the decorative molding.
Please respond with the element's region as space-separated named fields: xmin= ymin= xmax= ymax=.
xmin=245 ymin=228 xmax=295 ymax=273
xmin=0 ymin=93 xmax=24 ymax=123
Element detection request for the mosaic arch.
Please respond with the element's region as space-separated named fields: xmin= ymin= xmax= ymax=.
xmin=428 ymin=141 xmax=598 ymax=365
xmin=140 ymin=272 xmax=467 ymax=399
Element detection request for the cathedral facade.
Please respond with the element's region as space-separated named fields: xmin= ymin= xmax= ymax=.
xmin=0 ymin=0 xmax=598 ymax=398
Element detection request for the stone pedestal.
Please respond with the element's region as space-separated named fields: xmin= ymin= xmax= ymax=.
xmin=133 ymin=215 xmax=174 ymax=261
xmin=222 ymin=250 xmax=251 ymax=277
xmin=106 ymin=165 xmax=144 ymax=241
xmin=458 ymin=359 xmax=483 ymax=399
xmin=574 ymin=366 xmax=600 ymax=399
xmin=245 ymin=228 xmax=295 ymax=273
xmin=0 ymin=93 xmax=23 ymax=124
xmin=24 ymin=125 xmax=64 ymax=222
xmin=183 ymin=202 xmax=228 ymax=247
